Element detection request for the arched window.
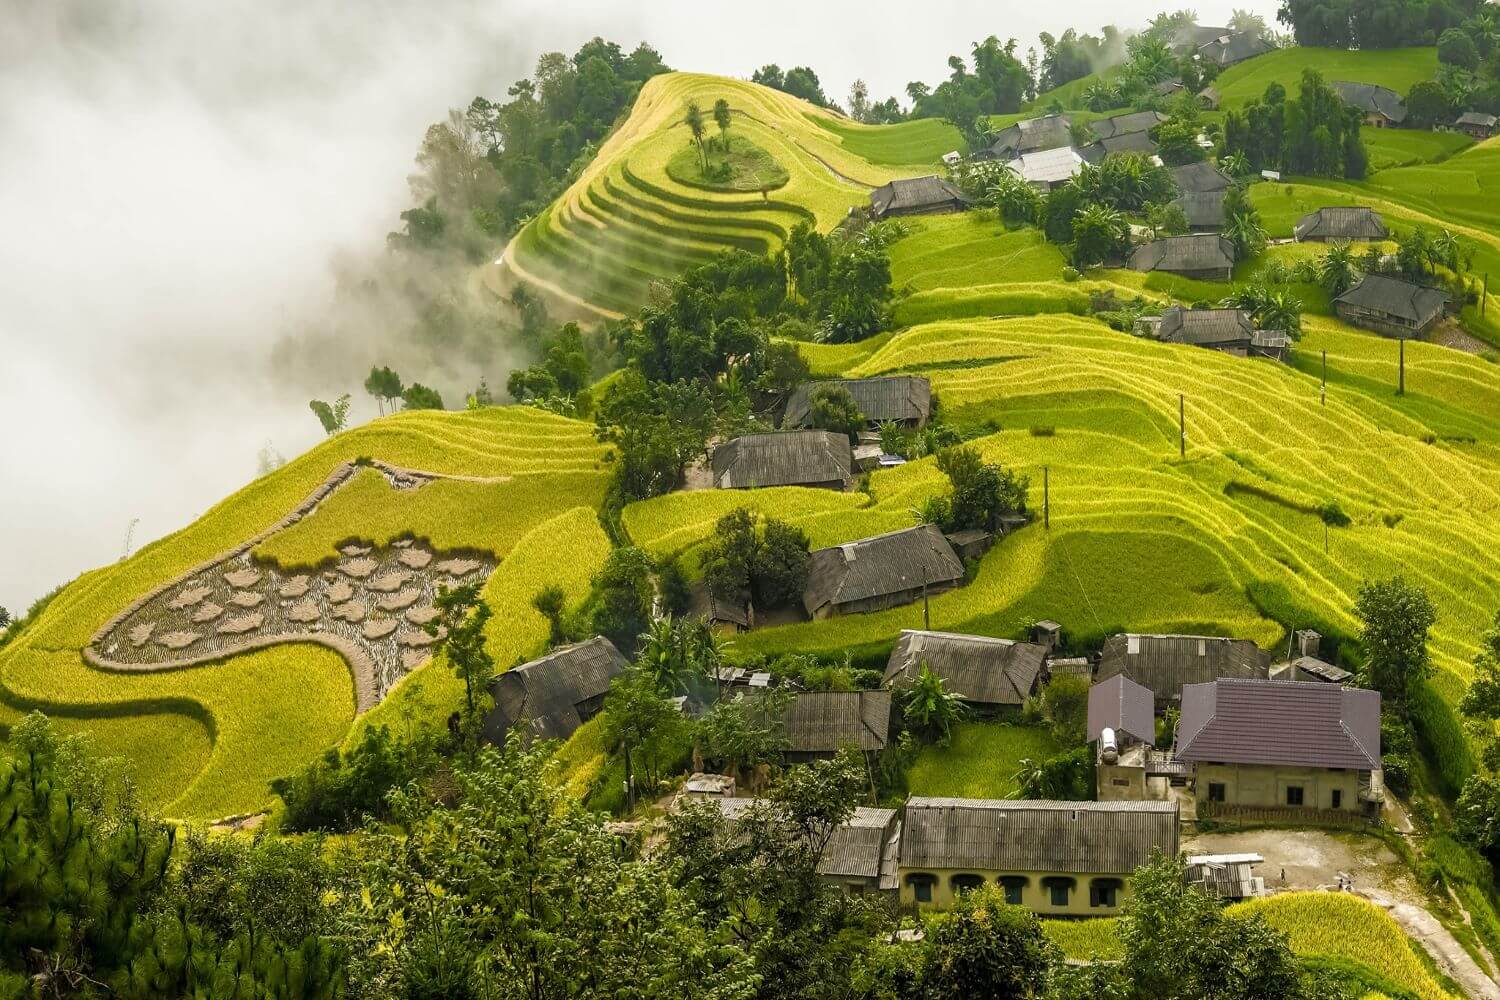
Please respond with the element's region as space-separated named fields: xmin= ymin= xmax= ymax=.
xmin=998 ymin=875 xmax=1029 ymax=906
xmin=1089 ymin=878 xmax=1124 ymax=908
xmin=1041 ymin=876 xmax=1076 ymax=908
xmin=907 ymin=873 xmax=938 ymax=904
xmin=951 ymin=874 xmax=985 ymax=896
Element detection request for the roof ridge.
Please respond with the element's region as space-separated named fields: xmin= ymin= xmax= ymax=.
xmin=1338 ymin=718 xmax=1380 ymax=768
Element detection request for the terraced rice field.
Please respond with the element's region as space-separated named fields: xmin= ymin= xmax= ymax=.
xmin=0 ymin=407 xmax=613 ymax=818
xmin=492 ymin=73 xmax=927 ymax=319
xmin=1211 ymin=47 xmax=1438 ymax=109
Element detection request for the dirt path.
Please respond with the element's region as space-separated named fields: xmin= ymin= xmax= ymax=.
xmin=1186 ymin=830 xmax=1498 ymax=998
xmin=492 ymin=240 xmax=624 ymax=322
xmin=1428 ymin=319 xmax=1494 ymax=355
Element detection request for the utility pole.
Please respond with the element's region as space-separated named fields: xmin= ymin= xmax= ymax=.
xmin=1485 ymin=273 xmax=1490 ymax=316
xmin=1178 ymin=393 xmax=1185 ymax=457
xmin=1321 ymin=350 xmax=1327 ymax=407
xmin=1398 ymin=338 xmax=1405 ymax=396
xmin=1043 ymin=466 xmax=1050 ymax=530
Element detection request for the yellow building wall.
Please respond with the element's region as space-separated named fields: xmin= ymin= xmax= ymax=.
xmin=899 ymin=867 xmax=1131 ymax=916
xmin=1195 ymin=763 xmax=1364 ymax=811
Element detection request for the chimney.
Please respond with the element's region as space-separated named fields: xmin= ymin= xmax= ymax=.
xmin=1296 ymin=629 xmax=1322 ymax=659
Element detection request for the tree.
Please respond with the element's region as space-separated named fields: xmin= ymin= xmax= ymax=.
xmin=637 ymin=616 xmax=696 ymax=695
xmin=602 ymin=665 xmax=686 ymax=807
xmin=1406 ymin=80 xmax=1455 ymax=128
xmin=0 ymin=606 xmax=10 ymax=630
xmin=1071 ymin=203 xmax=1129 ymax=267
xmin=1355 ymin=576 xmax=1438 ymax=705
xmin=1042 ymin=674 xmax=1090 ymax=743
xmin=1317 ymin=240 xmax=1359 ymax=296
xmin=430 ymin=582 xmax=494 ymax=751
xmin=1148 ymin=201 xmax=1190 ymax=238
xmin=1440 ymin=27 xmax=1480 ymax=70
xmin=595 ymin=371 xmax=716 ymax=499
xmin=713 ymin=97 xmax=732 ymax=149
xmin=752 ymin=519 xmax=811 ymax=608
xmin=684 ymin=100 xmax=708 ymax=169
xmin=1229 ymin=8 xmax=1270 ymax=37
xmin=1152 ymin=118 xmax=1208 ymax=166
xmin=701 ymin=509 xmax=810 ymax=609
xmin=900 ymin=663 xmax=969 ymax=745
xmin=532 ymin=583 xmax=568 ymax=646
xmin=919 ymin=886 xmax=1058 ymax=998
xmin=590 ymin=546 xmax=655 ymax=652
xmin=273 ymin=722 xmax=438 ymax=832
xmin=936 ymin=444 xmax=1029 ymax=532
xmin=821 ymin=243 xmax=893 ymax=342
xmin=781 ymin=66 xmax=829 ymax=106
xmin=402 ymin=382 xmax=445 ymax=410
xmin=847 ymin=79 xmax=872 ymax=122
xmin=807 ymin=384 xmax=865 ymax=442
xmin=364 ymin=365 xmax=404 ymax=415
xmin=309 ymin=393 xmax=350 ymax=436
xmin=696 ymin=689 xmax=792 ymax=773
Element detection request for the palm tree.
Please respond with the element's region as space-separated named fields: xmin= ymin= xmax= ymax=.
xmin=712 ymin=98 xmax=732 ymax=151
xmin=683 ymin=101 xmax=708 ymax=170
xmin=1316 ymin=241 xmax=1358 ymax=297
xmin=1225 ymin=209 xmax=1267 ymax=259
xmin=1259 ymin=287 xmax=1303 ymax=339
xmin=900 ymin=663 xmax=968 ymax=745
xmin=1013 ymin=757 xmax=1048 ymax=799
xmin=637 ymin=616 xmax=690 ymax=694
xmin=1431 ymin=228 xmax=1460 ymax=274
xmin=1219 ymin=151 xmax=1252 ymax=178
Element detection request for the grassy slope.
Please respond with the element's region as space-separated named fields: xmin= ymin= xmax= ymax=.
xmin=807 ymin=114 xmax=965 ymax=168
xmin=906 ymin=723 xmax=1060 ymax=799
xmin=1211 ymin=47 xmax=1438 ymax=108
xmin=0 ymin=408 xmax=612 ymax=819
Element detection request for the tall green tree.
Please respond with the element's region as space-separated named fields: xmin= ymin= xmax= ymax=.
xmin=919 ymin=886 xmax=1058 ymax=998
xmin=684 ymin=100 xmax=709 ymax=169
xmin=807 ymin=384 xmax=865 ymax=442
xmin=590 ymin=546 xmax=655 ymax=652
xmin=308 ymin=393 xmax=351 ymax=436
xmin=430 ymin=582 xmax=495 ymax=752
xmin=363 ymin=365 xmax=404 ymax=415
xmin=713 ymin=98 xmax=732 ymax=149
xmin=1355 ymin=576 xmax=1438 ymax=706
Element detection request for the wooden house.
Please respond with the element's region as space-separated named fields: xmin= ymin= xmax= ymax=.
xmin=883 ymin=629 xmax=1047 ymax=715
xmin=1005 ymin=146 xmax=1087 ymax=189
xmin=1197 ymin=31 xmax=1274 ymax=68
xmin=777 ymin=689 xmax=892 ymax=763
xmin=980 ymin=114 xmax=1073 ymax=161
xmin=480 ymin=636 xmax=628 ymax=744
xmin=1129 ymin=234 xmax=1236 ymax=281
xmin=1173 ymin=188 xmax=1227 ymax=231
xmin=869 ymin=176 xmax=971 ymax=219
xmin=712 ymin=430 xmax=852 ymax=490
xmin=1170 ymin=160 xmax=1232 ymax=193
xmin=783 ymin=376 xmax=931 ymax=429
xmin=1333 ymin=273 xmax=1450 ymax=338
xmin=1198 ymin=85 xmax=1221 ymax=110
xmin=1454 ymin=111 xmax=1499 ymax=139
xmin=1090 ymin=111 xmax=1169 ymax=141
xmin=1176 ymin=678 xmax=1383 ymax=817
xmin=1293 ymin=206 xmax=1388 ymax=242
xmin=802 ymin=525 xmax=964 ymax=619
xmin=1081 ymin=131 xmax=1160 ymax=165
xmin=1095 ymin=633 xmax=1270 ymax=709
xmin=898 ymin=798 xmax=1179 ymax=913
xmin=1152 ymin=306 xmax=1260 ymax=356
xmin=1333 ymin=81 xmax=1408 ymax=127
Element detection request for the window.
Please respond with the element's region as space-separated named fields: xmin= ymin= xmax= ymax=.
xmin=1331 ymin=789 xmax=1342 ymax=809
xmin=1112 ymin=778 xmax=1130 ymax=787
xmin=952 ymin=874 xmax=985 ymax=896
xmin=1089 ymin=879 xmax=1122 ymax=908
xmin=999 ymin=876 xmax=1028 ymax=905
xmin=1286 ymin=785 xmax=1304 ymax=806
xmin=908 ymin=874 xmax=936 ymax=904
xmin=1208 ymin=782 xmax=1226 ymax=803
xmin=1042 ymin=877 xmax=1074 ymax=907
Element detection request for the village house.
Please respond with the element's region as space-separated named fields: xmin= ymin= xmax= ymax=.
xmin=777 ymin=689 xmax=892 ymax=764
xmin=1171 ymin=24 xmax=1234 ymax=52
xmin=1284 ymin=655 xmax=1354 ymax=684
xmin=1154 ymin=78 xmax=1185 ymax=99
xmin=1080 ymin=131 xmax=1161 ymax=165
xmin=1198 ymin=85 xmax=1221 ymax=111
xmin=1176 ymin=677 xmax=1383 ymax=818
xmin=1095 ymin=633 xmax=1271 ymax=709
xmin=688 ymin=581 xmax=753 ymax=633
xmin=980 ymin=113 xmax=1074 ymax=161
xmin=1149 ymin=306 xmax=1261 ymax=356
xmin=1129 ymin=233 xmax=1236 ymax=281
xmin=1197 ymin=30 xmax=1274 ymax=68
xmin=1171 ymin=160 xmax=1232 ymax=193
xmin=883 ymin=629 xmax=1047 ymax=715
xmin=1454 ymin=111 xmax=1499 ymax=139
xmin=1333 ymin=273 xmax=1451 ymax=338
xmin=898 ymin=798 xmax=1180 ymax=913
xmin=1334 ymin=81 xmax=1408 ymax=127
xmin=1293 ymin=206 xmax=1388 ymax=243
xmin=480 ymin=636 xmax=628 ymax=745
xmin=1173 ymin=188 xmax=1227 ymax=231
xmin=1088 ymin=673 xmax=1158 ymax=802
xmin=783 ymin=376 xmax=931 ymax=430
xmin=868 ymin=175 xmax=971 ymax=220
xmin=1090 ymin=111 xmax=1169 ymax=142
xmin=802 ymin=524 xmax=965 ymax=619
xmin=1005 ymin=146 xmax=1088 ymax=190
xmin=712 ymin=429 xmax=852 ymax=490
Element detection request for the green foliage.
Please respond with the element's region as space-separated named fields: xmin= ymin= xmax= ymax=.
xmin=1014 ymin=746 xmax=1093 ymax=800
xmin=919 ymin=886 xmax=1058 ymax=998
xmin=596 ymin=370 xmax=717 ymax=499
xmin=308 ymin=393 xmax=351 ymax=436
xmin=1071 ymin=203 xmax=1130 ymax=267
xmin=363 ymin=365 xmax=404 ymax=415
xmin=1042 ymin=673 xmax=1090 ymax=744
xmin=936 ymin=444 xmax=1030 ymax=532
xmin=899 ymin=662 xmax=969 ymax=745
xmin=431 ymin=583 xmax=495 ymax=750
xmin=601 ymin=664 xmax=690 ymax=805
xmin=1277 ymin=2 xmax=1461 ymax=49
xmin=667 ymin=133 xmax=791 ymax=192
xmin=752 ymin=63 xmax=831 ymax=106
xmin=1410 ymin=678 xmax=1475 ymax=799
xmin=1221 ymin=70 xmax=1368 ymax=179
xmin=401 ymin=382 xmax=445 ymax=410
xmin=696 ymin=688 xmax=793 ymax=772
xmin=532 ymin=583 xmax=569 ymax=646
xmin=807 ymin=384 xmax=865 ymax=442
xmin=589 ymin=545 xmax=655 ymax=652
xmin=701 ymin=508 xmax=811 ymax=610
xmin=1356 ymin=576 xmax=1438 ymax=705
xmin=1407 ymin=80 xmax=1455 ymax=129
xmin=272 ymin=723 xmax=439 ymax=833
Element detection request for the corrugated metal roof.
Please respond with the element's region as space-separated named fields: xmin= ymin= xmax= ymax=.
xmin=1081 ymin=131 xmax=1159 ymax=165
xmin=784 ymin=377 xmax=931 ymax=428
xmin=1088 ymin=674 xmax=1156 ymax=745
xmin=1176 ymin=677 xmax=1380 ymax=769
xmin=1155 ymin=306 xmax=1254 ymax=347
xmin=482 ymin=636 xmax=628 ymax=743
xmin=1457 ymin=112 xmax=1499 ymax=127
xmin=1335 ymin=273 xmax=1449 ymax=324
xmin=870 ymin=175 xmax=969 ymax=217
xmin=1129 ymin=234 xmax=1235 ymax=274
xmin=802 ymin=525 xmax=964 ymax=616
xmin=1198 ymin=31 xmax=1273 ymax=67
xmin=1173 ymin=189 xmax=1226 ymax=228
xmin=780 ymin=690 xmax=892 ymax=752
xmin=1334 ymin=81 xmax=1408 ymax=124
xmin=884 ymin=630 xmax=1047 ymax=707
xmin=1096 ymin=633 xmax=1270 ymax=704
xmin=1294 ymin=207 xmax=1388 ymax=241
xmin=712 ymin=430 xmax=852 ymax=489
xmin=1293 ymin=655 xmax=1353 ymax=683
xmin=1091 ymin=111 xmax=1169 ymax=141
xmin=988 ymin=114 xmax=1073 ymax=158
xmin=901 ymin=798 xmax=1179 ymax=873
xmin=1005 ymin=146 xmax=1086 ymax=185
xmin=1170 ymin=161 xmax=1232 ymax=193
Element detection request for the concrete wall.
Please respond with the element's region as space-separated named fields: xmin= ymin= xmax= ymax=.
xmin=1194 ymin=762 xmax=1366 ymax=811
xmin=1097 ymin=761 xmax=1149 ymax=801
xmin=900 ymin=866 xmax=1133 ymax=915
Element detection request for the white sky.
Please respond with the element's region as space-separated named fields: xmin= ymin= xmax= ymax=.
xmin=0 ymin=0 xmax=1278 ymax=615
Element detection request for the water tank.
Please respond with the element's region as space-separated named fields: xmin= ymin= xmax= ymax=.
xmin=1100 ymin=726 xmax=1118 ymax=764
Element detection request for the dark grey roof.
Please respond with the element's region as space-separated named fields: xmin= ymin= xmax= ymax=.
xmin=1171 ymin=160 xmax=1232 ymax=193
xmin=1335 ymin=273 xmax=1449 ymax=325
xmin=1096 ymin=633 xmax=1270 ymax=704
xmin=884 ymin=630 xmax=1046 ymax=708
xmin=1155 ymin=78 xmax=1185 ymax=97
xmin=1156 ymin=306 xmax=1254 ymax=347
xmin=870 ymin=175 xmax=969 ymax=217
xmin=803 ymin=525 xmax=964 ymax=616
xmin=1088 ymin=674 xmax=1156 ymax=745
xmin=1334 ymin=81 xmax=1408 ymax=124
xmin=1198 ymin=31 xmax=1274 ymax=67
xmin=1172 ymin=24 xmax=1231 ymax=51
xmin=1129 ymin=234 xmax=1235 ymax=274
xmin=1456 ymin=111 xmax=1499 ymax=128
xmin=901 ymin=798 xmax=1180 ymax=874
xmin=781 ymin=690 xmax=892 ymax=753
xmin=1091 ymin=111 xmax=1169 ymax=141
xmin=784 ymin=377 xmax=931 ymax=428
xmin=1176 ymin=678 xmax=1380 ymax=769
xmin=712 ymin=430 xmax=852 ymax=489
xmin=1293 ymin=655 xmax=1353 ymax=683
xmin=1198 ymin=85 xmax=1221 ymax=107
xmin=1081 ymin=131 xmax=1160 ymax=165
xmin=1173 ymin=188 xmax=1226 ymax=228
xmin=706 ymin=798 xmax=900 ymax=885
xmin=988 ymin=114 xmax=1073 ymax=158
xmin=482 ymin=637 xmax=628 ymax=743
xmin=689 ymin=581 xmax=751 ymax=628
xmin=1294 ymin=207 xmax=1388 ymax=241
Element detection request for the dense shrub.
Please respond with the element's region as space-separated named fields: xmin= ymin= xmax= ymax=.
xmin=1409 ymin=679 xmax=1475 ymax=798
xmin=273 ymin=724 xmax=439 ymax=833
